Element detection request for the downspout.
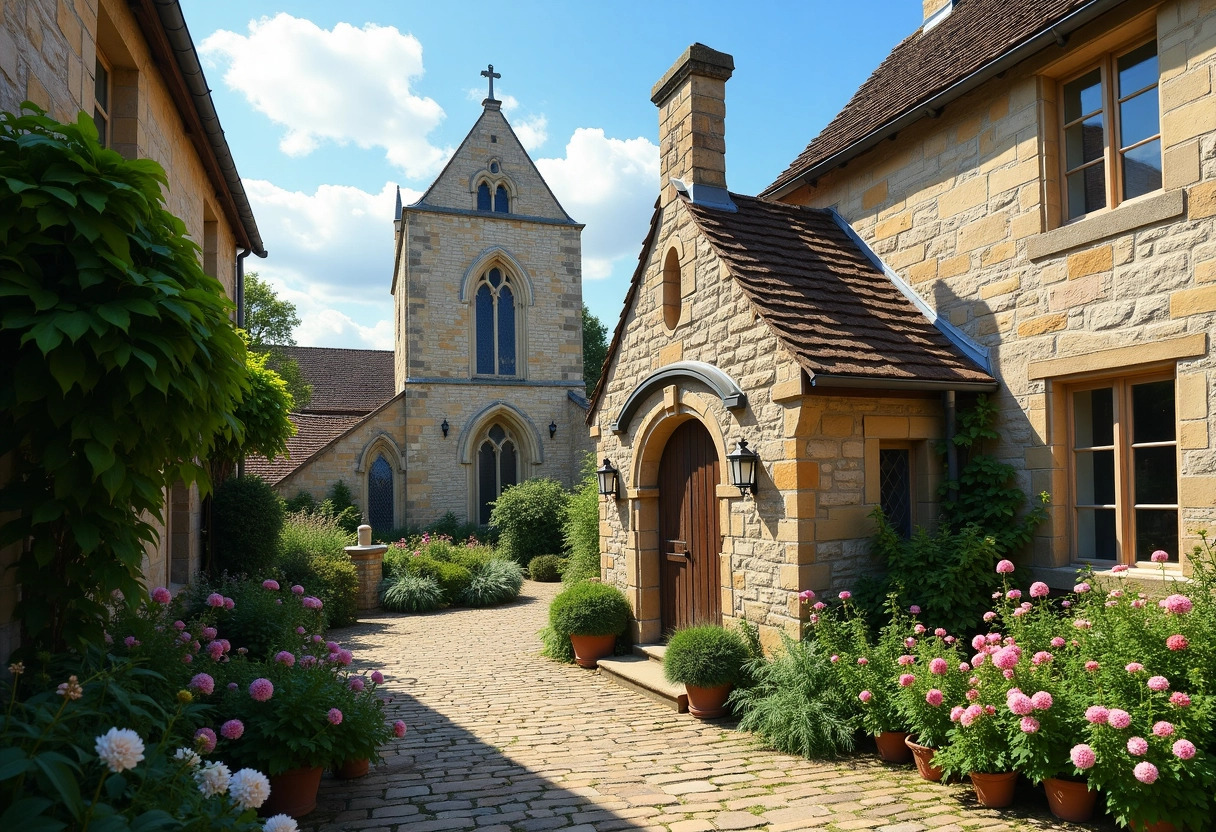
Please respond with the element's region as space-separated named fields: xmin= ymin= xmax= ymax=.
xmin=944 ymin=390 xmax=959 ymax=505
xmin=235 ymin=247 xmax=252 ymax=479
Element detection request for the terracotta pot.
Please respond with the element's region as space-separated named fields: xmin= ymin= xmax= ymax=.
xmin=261 ymin=766 xmax=323 ymax=818
xmin=685 ymin=683 xmax=732 ymax=718
xmin=335 ymin=757 xmax=370 ymax=779
xmin=569 ymin=633 xmax=616 ymax=668
xmin=1043 ymin=776 xmax=1096 ymax=823
xmin=873 ymin=731 xmax=913 ymax=763
xmin=904 ymin=735 xmax=943 ymax=782
xmin=969 ymin=771 xmax=1018 ymax=808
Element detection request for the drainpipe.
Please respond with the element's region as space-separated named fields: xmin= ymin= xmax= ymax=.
xmin=235 ymin=247 xmax=251 ymax=479
xmin=944 ymin=390 xmax=959 ymax=504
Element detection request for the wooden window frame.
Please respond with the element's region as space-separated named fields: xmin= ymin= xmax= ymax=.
xmin=1057 ymin=34 xmax=1160 ymax=224
xmin=1065 ymin=370 xmax=1179 ymax=566
xmin=878 ymin=442 xmax=916 ymax=539
xmin=94 ymin=53 xmax=112 ymax=149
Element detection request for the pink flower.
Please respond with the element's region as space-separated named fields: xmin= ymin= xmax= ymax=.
xmin=1070 ymin=744 xmax=1096 ymax=770
xmin=829 ymin=654 xmax=839 ymax=663
xmin=798 ymin=589 xmax=816 ymax=602
xmin=1134 ymin=761 xmax=1159 ymax=784
xmin=1126 ymin=662 xmax=1144 ymax=673
xmin=856 ymin=657 xmax=869 ymax=666
xmin=173 ymin=620 xmax=186 ymax=631
xmin=971 ymin=634 xmax=987 ymax=651
xmin=249 ymin=678 xmax=274 ymax=702
xmin=914 ymin=624 xmax=926 ymax=635
xmin=972 ymin=653 xmax=986 ymax=667
xmin=1167 ymin=634 xmax=1189 ymax=651
xmin=1029 ymin=581 xmax=1049 ymax=598
xmin=934 ymin=628 xmax=947 ymax=638
xmin=945 ymin=636 xmax=956 ymax=645
xmin=291 ymin=585 xmax=304 ymax=595
xmin=194 ymin=727 xmax=217 ymax=754
xmin=1170 ymin=692 xmax=1192 ymax=708
xmin=1003 ymin=669 xmax=1015 ymax=679
xmin=898 ymin=654 xmax=915 ymax=666
xmin=302 ymin=596 xmax=323 ymax=610
xmin=393 ymin=720 xmax=407 ymax=738
xmin=1061 ymin=600 xmax=1072 ymax=608
xmin=966 ymin=688 xmax=980 ymax=701
xmin=1032 ymin=651 xmax=1053 ymax=666
xmin=207 ymin=593 xmax=224 ymax=608
xmin=1074 ymin=582 xmax=1091 ymax=593
xmin=189 ymin=673 xmax=215 ymax=696
xmin=812 ymin=601 xmax=826 ymax=611
xmin=1085 ymin=706 xmax=1110 ymax=725
xmin=1173 ymin=739 xmax=1196 ymax=760
xmin=929 ymin=658 xmax=948 ymax=675
xmin=223 ymin=597 xmax=234 ymax=610
xmin=1073 ymin=619 xmax=1092 ymax=630
xmin=1127 ymin=736 xmax=1149 ymax=756
xmin=327 ymin=708 xmax=343 ymax=725
xmin=262 ymin=579 xmax=280 ymax=591
xmin=296 ymin=626 xmax=306 ymax=635
xmin=909 ymin=605 xmax=921 ymax=614
xmin=858 ymin=690 xmax=872 ymax=703
xmin=996 ymin=560 xmax=1015 ymax=574
xmin=1050 ymin=637 xmax=1065 ymax=648
xmin=838 ymin=591 xmax=852 ymax=601
xmin=227 ymin=682 xmax=238 ymax=691
xmin=1148 ymin=676 xmax=1170 ymax=692
xmin=150 ymin=587 xmax=172 ymax=604
xmin=123 ymin=636 xmax=139 ymax=648
xmin=1152 ymin=721 xmax=1175 ymax=738
xmin=925 ymin=689 xmax=944 ymax=706
xmin=983 ymin=611 xmax=997 ymax=622
xmin=274 ymin=651 xmax=295 ymax=667
xmin=1007 ymin=693 xmax=1033 ymax=715
xmin=1151 ymin=550 xmax=1170 ymax=563
xmin=1165 ymin=594 xmax=1193 ymax=614
xmin=1085 ymin=660 xmax=1100 ymax=672
xmin=312 ymin=635 xmax=323 ymax=643
xmin=898 ymin=674 xmax=915 ymax=687
xmin=1006 ymin=589 xmax=1022 ymax=600
xmin=371 ymin=671 xmax=384 ymax=684
xmin=1031 ymin=691 xmax=1053 ymax=711
xmin=349 ymin=677 xmax=365 ymax=692
xmin=960 ymin=704 xmax=983 ymax=727
xmin=1108 ymin=709 xmax=1132 ymax=729
xmin=221 ymin=719 xmax=244 ymax=740
xmin=1132 ymin=599 xmax=1146 ymax=609
xmin=992 ymin=647 xmax=1020 ymax=671
xmin=335 ymin=649 xmax=353 ymax=666
xmin=959 ymin=662 xmax=970 ymax=673
xmin=1112 ymin=564 xmax=1130 ymax=573
xmin=1020 ymin=717 xmax=1040 ymax=733
xmin=949 ymin=706 xmax=964 ymax=722
xmin=181 ymin=654 xmax=192 ymax=664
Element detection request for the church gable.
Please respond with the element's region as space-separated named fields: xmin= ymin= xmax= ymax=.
xmin=415 ymin=102 xmax=574 ymax=223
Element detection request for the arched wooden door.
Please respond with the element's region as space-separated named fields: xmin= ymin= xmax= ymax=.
xmin=658 ymin=419 xmax=722 ymax=634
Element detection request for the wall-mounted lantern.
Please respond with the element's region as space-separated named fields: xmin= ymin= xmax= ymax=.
xmin=549 ymin=420 xmax=557 ymax=439
xmin=726 ymin=439 xmax=758 ymax=496
xmin=441 ymin=419 xmax=450 ymax=438
xmin=596 ymin=458 xmax=620 ymax=499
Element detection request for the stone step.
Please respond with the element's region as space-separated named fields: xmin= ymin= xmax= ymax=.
xmin=597 ymin=654 xmax=687 ymax=713
xmin=633 ymin=643 xmax=666 ymax=663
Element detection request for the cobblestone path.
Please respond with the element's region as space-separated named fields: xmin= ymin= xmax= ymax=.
xmin=303 ymin=581 xmax=1098 ymax=832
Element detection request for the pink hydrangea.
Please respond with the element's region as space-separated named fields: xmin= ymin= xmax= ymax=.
xmin=950 ymin=706 xmax=965 ymax=722
xmin=1032 ymin=651 xmax=1053 ymax=666
xmin=812 ymin=601 xmax=826 ymax=611
xmin=914 ymin=624 xmax=927 ymax=635
xmin=181 ymin=654 xmax=192 ymax=664
xmin=1108 ymin=709 xmax=1132 ymax=729
xmin=1029 ymin=581 xmax=1049 ymax=598
xmin=1126 ymin=662 xmax=1145 ymax=673
xmin=829 ymin=654 xmax=839 ymax=663
xmin=996 ymin=560 xmax=1015 ymax=574
xmin=393 ymin=720 xmax=407 ymax=738
xmin=971 ymin=634 xmax=987 ymax=651
xmin=925 ymin=689 xmax=944 ymax=706
xmin=1020 ymin=717 xmax=1040 ymax=733
xmin=898 ymin=674 xmax=915 ymax=687
xmin=966 ymin=688 xmax=980 ymax=701
xmin=960 ymin=704 xmax=983 ymax=727
xmin=1071 ymin=744 xmax=1096 ymax=770
xmin=1173 ymin=739 xmax=1196 ymax=760
xmin=1085 ymin=660 xmax=1100 ymax=672
xmin=221 ymin=719 xmax=244 ymax=740
xmin=1153 ymin=721 xmax=1175 ymax=738
xmin=1074 ymin=582 xmax=1091 ymax=593
xmin=291 ymin=585 xmax=305 ymax=595
xmin=1165 ymin=594 xmax=1193 ymax=614
xmin=898 ymin=654 xmax=916 ymax=666
xmin=189 ymin=673 xmax=215 ymax=696
xmin=296 ymin=626 xmax=306 ymax=635
xmin=1073 ymin=619 xmax=1092 ymax=630
xmin=1006 ymin=589 xmax=1022 ymax=600
xmin=274 ymin=651 xmax=295 ymax=667
xmin=1050 ymin=637 xmax=1065 ymax=648
xmin=123 ymin=636 xmax=139 ymax=648
xmin=349 ymin=677 xmax=365 ymax=692
xmin=371 ymin=671 xmax=384 ymax=684
xmin=1085 ymin=706 xmax=1110 ymax=725
xmin=194 ymin=727 xmax=217 ymax=754
xmin=207 ymin=593 xmax=225 ymax=608
xmin=797 ymin=589 xmax=816 ymax=602
xmin=335 ymin=649 xmax=353 ymax=666
xmin=1151 ymin=550 xmax=1170 ymax=563
xmin=1134 ymin=761 xmax=1159 ymax=784
xmin=986 ymin=633 xmax=1002 ymax=644
xmin=1167 ymin=634 xmax=1189 ymax=651
xmin=327 ymin=708 xmax=343 ymax=725
xmin=1112 ymin=563 xmax=1130 ymax=573
xmin=1031 ymin=691 xmax=1053 ymax=711
xmin=173 ymin=620 xmax=186 ymax=631
xmin=1007 ymin=693 xmax=1033 ymax=716
xmin=992 ymin=647 xmax=1020 ymax=671
xmin=934 ymin=628 xmax=947 ymax=638
xmin=972 ymin=653 xmax=986 ymax=667
xmin=223 ymin=597 xmax=234 ymax=610
xmin=1148 ymin=676 xmax=1170 ymax=692
xmin=858 ymin=690 xmax=872 ymax=703
xmin=983 ymin=611 xmax=997 ymax=622
xmin=150 ymin=587 xmax=172 ymax=604
xmin=302 ymin=596 xmax=323 ymax=610
xmin=959 ymin=662 xmax=970 ymax=673
xmin=929 ymin=658 xmax=948 ymax=675
xmin=857 ymin=657 xmax=869 ymax=666
xmin=1127 ymin=737 xmax=1149 ymax=756
xmin=201 ymin=626 xmax=217 ymax=640
xmin=838 ymin=591 xmax=852 ymax=601
xmin=249 ymin=678 xmax=274 ymax=702
xmin=262 ymin=579 xmax=280 ymax=591
xmin=1170 ymin=692 xmax=1192 ymax=708
xmin=909 ymin=605 xmax=921 ymax=614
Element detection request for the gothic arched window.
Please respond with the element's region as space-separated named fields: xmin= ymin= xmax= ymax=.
xmin=494 ymin=184 xmax=510 ymax=214
xmin=476 ymin=182 xmax=492 ymax=211
xmin=475 ymin=267 xmax=516 ymax=376
xmin=367 ymin=454 xmax=394 ymax=532
xmin=477 ymin=423 xmax=518 ymax=524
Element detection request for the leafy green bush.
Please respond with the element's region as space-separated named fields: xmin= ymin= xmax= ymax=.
xmin=663 ymin=625 xmax=750 ymax=688
xmin=490 ymin=478 xmax=569 ymax=566
xmin=406 ymin=558 xmax=472 ymax=605
xmin=278 ymin=511 xmax=352 ymax=561
xmin=381 ymin=573 xmax=444 ymax=613
xmin=463 ymin=558 xmax=525 ymax=607
xmin=211 ymin=475 xmax=284 ymax=576
xmin=529 ymin=554 xmax=566 ymax=582
xmin=307 ymin=555 xmax=359 ymax=627
xmin=540 ymin=624 xmax=575 ymax=663
xmin=563 ymin=455 xmax=601 ymax=584
xmin=548 ymin=581 xmax=631 ymax=637
xmin=730 ymin=635 xmax=855 ymax=759
xmin=284 ymin=490 xmax=317 ymax=513
xmin=180 ymin=574 xmax=320 ymax=658
xmin=328 ymin=480 xmax=356 ymax=512
xmin=334 ymin=504 xmax=363 ymax=535
xmin=428 ymin=510 xmax=485 ymax=543
xmin=275 ymin=512 xmax=359 ymax=627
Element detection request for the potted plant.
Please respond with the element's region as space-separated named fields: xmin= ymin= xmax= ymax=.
xmin=934 ymin=699 xmax=1018 ymax=807
xmin=548 ymin=581 xmax=631 ymax=668
xmin=662 ymin=624 xmax=750 ymax=718
xmin=328 ymin=670 xmax=396 ymax=779
xmin=892 ymin=626 xmax=968 ymax=781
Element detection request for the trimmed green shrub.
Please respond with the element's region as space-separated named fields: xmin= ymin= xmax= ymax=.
xmin=429 ymin=510 xmax=485 ymax=543
xmin=529 ymin=554 xmax=565 ymax=582
xmin=463 ymin=558 xmax=525 ymax=607
xmin=181 ymin=575 xmax=315 ymax=659
xmin=490 ymin=478 xmax=569 ymax=566
xmin=549 ymin=581 xmax=631 ymax=637
xmin=307 ymin=555 xmax=359 ymax=627
xmin=450 ymin=546 xmax=495 ymax=572
xmin=284 ymin=490 xmax=317 ymax=514
xmin=275 ymin=512 xmax=359 ymax=627
xmin=381 ymin=573 xmax=444 ymax=613
xmin=407 ymin=557 xmax=473 ymax=605
xmin=563 ymin=455 xmax=601 ymax=584
xmin=663 ymin=625 xmax=751 ymax=688
xmin=730 ymin=634 xmax=855 ymax=759
xmin=278 ymin=511 xmax=353 ymax=561
xmin=212 ymin=475 xmax=284 ymax=576
xmin=328 ymin=479 xmax=356 ymax=512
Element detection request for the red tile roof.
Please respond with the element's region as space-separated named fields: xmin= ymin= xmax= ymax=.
xmin=245 ymin=412 xmax=366 ymax=486
xmin=274 ymin=346 xmax=395 ymax=415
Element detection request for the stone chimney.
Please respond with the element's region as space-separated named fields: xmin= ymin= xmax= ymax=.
xmin=651 ymin=43 xmax=735 ymax=211
xmin=922 ymin=0 xmax=953 ymax=29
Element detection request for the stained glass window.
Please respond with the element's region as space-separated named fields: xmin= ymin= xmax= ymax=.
xmin=494 ymin=185 xmax=510 ymax=214
xmin=477 ymin=182 xmax=492 ymax=211
xmin=474 ymin=269 xmax=516 ymax=377
xmin=367 ymin=455 xmax=394 ymax=532
xmin=478 ymin=424 xmax=519 ymax=525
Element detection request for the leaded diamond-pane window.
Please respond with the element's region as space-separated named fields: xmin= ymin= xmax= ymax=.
xmin=879 ymin=449 xmax=912 ymax=539
xmin=367 ymin=455 xmax=394 ymax=532
xmin=474 ymin=268 xmax=517 ymax=377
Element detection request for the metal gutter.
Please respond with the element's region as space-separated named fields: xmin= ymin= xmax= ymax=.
xmin=763 ymin=0 xmax=1126 ymax=200
xmin=808 ymin=374 xmax=998 ymax=392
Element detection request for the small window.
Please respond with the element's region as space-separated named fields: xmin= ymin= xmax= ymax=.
xmin=879 ymin=448 xmax=913 ymax=539
xmin=662 ymin=247 xmax=681 ymax=330
xmin=494 ymin=184 xmax=510 ymax=214
xmin=94 ymin=56 xmax=111 ymax=148
xmin=477 ymin=182 xmax=492 ymax=211
xmin=474 ymin=267 xmax=517 ymax=376
xmin=367 ymin=455 xmax=394 ymax=532
xmin=490 ymin=161 xmax=500 ymax=174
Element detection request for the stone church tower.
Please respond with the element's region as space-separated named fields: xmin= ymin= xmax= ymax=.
xmin=389 ymin=84 xmax=590 ymax=525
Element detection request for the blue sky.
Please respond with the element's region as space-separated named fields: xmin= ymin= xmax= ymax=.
xmin=180 ymin=1 xmax=923 ymax=349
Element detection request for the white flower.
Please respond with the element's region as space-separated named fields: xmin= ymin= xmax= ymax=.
xmin=172 ymin=747 xmax=201 ymax=769
xmin=263 ymin=815 xmax=298 ymax=832
xmin=94 ymin=727 xmax=145 ymax=773
xmin=194 ymin=761 xmax=231 ymax=797
xmin=229 ymin=768 xmax=271 ymax=809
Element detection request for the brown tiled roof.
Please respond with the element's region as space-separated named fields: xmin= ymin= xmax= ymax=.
xmin=687 ymin=194 xmax=994 ymax=385
xmin=764 ymin=0 xmax=1095 ymax=196
xmin=245 ymin=412 xmax=365 ymax=486
xmin=274 ymin=346 xmax=395 ymax=415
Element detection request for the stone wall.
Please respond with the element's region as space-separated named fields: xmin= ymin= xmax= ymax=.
xmin=782 ymin=0 xmax=1216 ymax=579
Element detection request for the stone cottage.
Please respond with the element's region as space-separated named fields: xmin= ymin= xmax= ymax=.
xmin=247 ymin=89 xmax=592 ymax=530
xmin=0 ymin=0 xmax=264 ymax=660
xmin=592 ymin=0 xmax=1216 ymax=649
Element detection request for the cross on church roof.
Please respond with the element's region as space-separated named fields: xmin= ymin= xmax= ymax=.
xmin=480 ymin=64 xmax=501 ymax=101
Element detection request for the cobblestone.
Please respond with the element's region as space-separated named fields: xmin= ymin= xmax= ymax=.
xmin=301 ymin=582 xmax=1101 ymax=831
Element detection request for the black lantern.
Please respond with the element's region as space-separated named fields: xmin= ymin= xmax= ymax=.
xmin=549 ymin=420 xmax=557 ymax=439
xmin=726 ymin=439 xmax=759 ymax=496
xmin=596 ymin=458 xmax=619 ymax=499
xmin=441 ymin=419 xmax=450 ymax=438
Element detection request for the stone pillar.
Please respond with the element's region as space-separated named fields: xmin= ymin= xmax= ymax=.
xmin=651 ymin=43 xmax=734 ymax=206
xmin=345 ymin=524 xmax=388 ymax=614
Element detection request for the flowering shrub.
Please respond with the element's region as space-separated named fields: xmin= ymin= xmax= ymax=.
xmin=890 ymin=620 xmax=968 ymax=748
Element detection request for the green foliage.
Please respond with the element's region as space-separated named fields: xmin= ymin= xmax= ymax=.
xmin=181 ymin=574 xmax=320 ymax=659
xmin=0 ymin=105 xmax=250 ymax=652
xmin=491 ymin=478 xmax=569 ymax=566
xmin=539 ymin=624 xmax=575 ymax=663
xmin=380 ymin=573 xmax=444 ymax=613
xmin=305 ymin=556 xmax=359 ymax=628
xmin=529 ymin=554 xmax=566 ymax=582
xmin=327 ymin=480 xmax=355 ymax=513
xmin=427 ymin=511 xmax=486 ymax=543
xmin=581 ymin=303 xmax=608 ymax=397
xmin=662 ymin=625 xmax=750 ymax=688
xmin=406 ymin=558 xmax=473 ymax=605
xmin=334 ymin=504 xmax=363 ymax=536
xmin=242 ymin=272 xmax=299 ymax=348
xmin=278 ymin=510 xmax=352 ymax=562
xmin=210 ymin=346 xmax=295 ymax=466
xmin=562 ymin=454 xmax=601 ymax=584
xmin=548 ymin=581 xmax=631 ymax=638
xmin=275 ymin=512 xmax=359 ymax=628
xmin=462 ymin=558 xmax=525 ymax=607
xmin=730 ymin=635 xmax=856 ymax=759
xmin=284 ymin=490 xmax=317 ymax=514
xmin=260 ymin=347 xmax=312 ymax=409
xmin=211 ymin=475 xmax=284 ymax=577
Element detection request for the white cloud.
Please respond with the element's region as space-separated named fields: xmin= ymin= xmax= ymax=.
xmin=537 ymin=128 xmax=659 ymax=279
xmin=201 ymin=14 xmax=450 ymax=178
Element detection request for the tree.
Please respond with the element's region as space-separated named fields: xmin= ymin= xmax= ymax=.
xmin=582 ymin=303 xmax=609 ymax=397
xmin=243 ymin=272 xmax=312 ymax=408
xmin=0 ymin=105 xmax=250 ymax=651
xmin=210 ymin=347 xmax=297 ymax=477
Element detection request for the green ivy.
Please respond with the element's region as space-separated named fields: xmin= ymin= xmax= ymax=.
xmin=0 ymin=105 xmax=249 ymax=653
